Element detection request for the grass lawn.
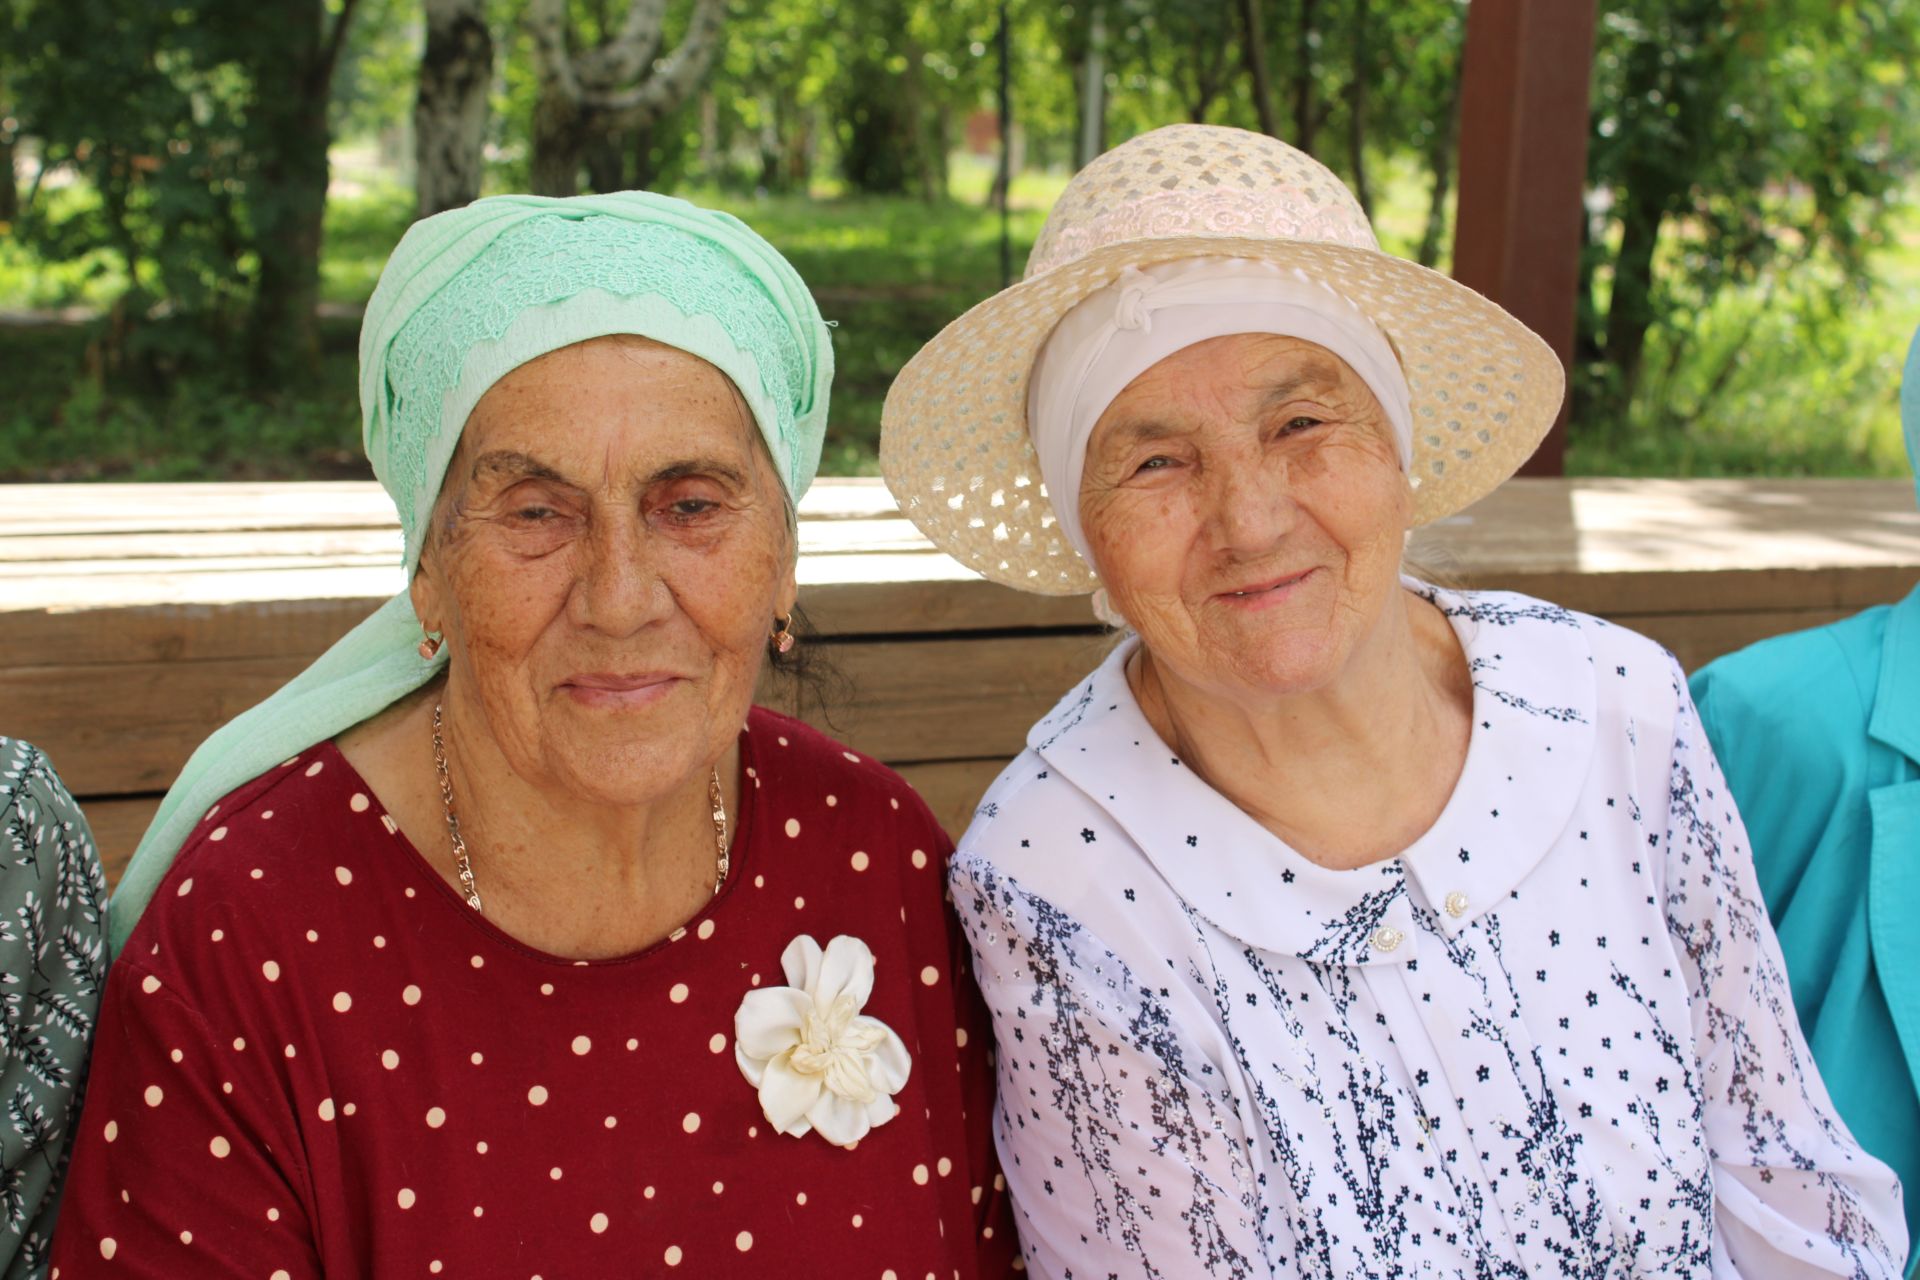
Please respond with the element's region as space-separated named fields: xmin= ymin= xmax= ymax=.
xmin=2 ymin=157 xmax=1914 ymax=484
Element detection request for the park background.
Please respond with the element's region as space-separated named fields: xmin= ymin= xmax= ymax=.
xmin=1 ymin=0 xmax=1918 ymax=484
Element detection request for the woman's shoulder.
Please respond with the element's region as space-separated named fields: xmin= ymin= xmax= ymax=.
xmin=1 ymin=737 xmax=104 ymax=892
xmin=743 ymin=706 xmax=948 ymax=845
xmin=1436 ymin=583 xmax=1684 ymax=707
xmin=1692 ymin=608 xmax=1885 ymax=739
xmin=960 ymin=749 xmax=1100 ymax=848
xmin=0 ymin=738 xmax=108 ymax=973
xmin=125 ymin=743 xmax=404 ymax=962
xmin=950 ymin=748 xmax=1135 ymax=920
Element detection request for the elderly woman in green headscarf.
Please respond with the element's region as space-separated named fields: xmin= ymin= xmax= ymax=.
xmin=51 ymin=194 xmax=1016 ymax=1279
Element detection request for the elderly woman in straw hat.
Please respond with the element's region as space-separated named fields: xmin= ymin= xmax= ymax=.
xmin=882 ymin=125 xmax=1906 ymax=1278
xmin=52 ymin=192 xmax=1016 ymax=1278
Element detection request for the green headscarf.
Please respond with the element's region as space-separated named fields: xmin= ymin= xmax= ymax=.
xmin=109 ymin=191 xmax=834 ymax=951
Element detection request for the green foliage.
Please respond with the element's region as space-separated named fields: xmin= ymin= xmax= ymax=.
xmin=6 ymin=177 xmax=1914 ymax=485
xmin=330 ymin=0 xmax=420 ymax=142
xmin=1572 ymin=195 xmax=1920 ymax=478
xmin=0 ymin=319 xmax=365 ymax=482
xmin=5 ymin=0 xmax=1919 ymax=484
xmin=1580 ymin=0 xmax=1920 ymax=427
xmin=13 ymin=0 xmax=256 ymax=319
xmin=12 ymin=0 xmax=361 ymax=383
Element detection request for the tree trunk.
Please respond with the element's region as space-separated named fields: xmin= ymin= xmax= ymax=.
xmin=631 ymin=121 xmax=658 ymax=189
xmin=584 ymin=126 xmax=625 ymax=192
xmin=785 ymin=111 xmax=812 ymax=191
xmin=247 ymin=0 xmax=357 ymax=385
xmin=0 ymin=127 xmax=16 ymax=225
xmin=526 ymin=0 xmax=725 ymax=198
xmin=914 ymin=80 xmax=948 ymax=203
xmin=697 ymin=90 xmax=719 ymax=177
xmin=921 ymin=104 xmax=948 ymax=202
xmin=1293 ymin=0 xmax=1318 ymax=153
xmin=248 ymin=101 xmax=331 ymax=384
xmin=1076 ymin=2 xmax=1107 ymax=168
xmin=531 ymin=91 xmax=585 ymax=196
xmin=414 ymin=0 xmax=493 ymax=218
xmin=1346 ymin=0 xmax=1370 ymax=217
xmin=1574 ymin=197 xmax=1601 ymax=364
xmin=0 ymin=41 xmax=15 ymax=224
xmin=1239 ymin=0 xmax=1278 ymax=138
xmin=1416 ymin=50 xmax=1463 ymax=269
xmin=1601 ymin=184 xmax=1665 ymax=414
xmin=1189 ymin=36 xmax=1227 ymax=123
xmin=755 ymin=91 xmax=783 ymax=192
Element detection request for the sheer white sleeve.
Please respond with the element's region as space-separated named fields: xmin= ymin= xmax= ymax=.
xmin=1660 ymin=655 xmax=1909 ymax=1278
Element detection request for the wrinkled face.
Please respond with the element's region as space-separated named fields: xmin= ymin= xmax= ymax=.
xmin=411 ymin=334 xmax=794 ymax=806
xmin=1078 ymin=332 xmax=1412 ymax=701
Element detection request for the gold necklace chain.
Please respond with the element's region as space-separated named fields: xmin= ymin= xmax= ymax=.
xmin=431 ymin=701 xmax=729 ymax=914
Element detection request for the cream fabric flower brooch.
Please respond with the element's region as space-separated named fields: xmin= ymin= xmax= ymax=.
xmin=734 ymin=934 xmax=912 ymax=1147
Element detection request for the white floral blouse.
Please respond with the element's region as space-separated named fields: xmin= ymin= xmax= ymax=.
xmin=953 ymin=585 xmax=1908 ymax=1279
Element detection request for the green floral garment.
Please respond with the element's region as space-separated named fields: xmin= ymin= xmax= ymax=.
xmin=0 ymin=739 xmax=107 ymax=1280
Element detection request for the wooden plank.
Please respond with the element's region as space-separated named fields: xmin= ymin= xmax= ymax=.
xmin=1 ymin=478 xmax=900 ymax=535
xmin=2 ymin=482 xmax=399 ymax=534
xmin=1 ymin=516 xmax=938 ymax=567
xmin=14 ymin=479 xmax=1919 ymax=606
xmin=1411 ymin=478 xmax=1920 ymax=574
xmin=1451 ymin=566 xmax=1920 ymax=623
xmin=3 ymin=655 xmax=317 ymax=796
xmin=0 ymin=570 xmax=1096 ymax=672
xmin=75 ymin=794 xmax=157 ymax=890
xmin=1610 ymin=607 xmax=1855 ymax=675
xmin=0 ymin=557 xmax=1898 ymax=674
xmin=40 ymin=601 xmax=1876 ymax=867
xmin=13 ymin=631 xmax=1107 ymax=800
xmin=9 ymin=481 xmax=1919 ymax=639
xmin=0 ymin=596 xmax=404 ymax=670
xmin=777 ymin=631 xmax=1111 ymax=766
xmin=1 ymin=528 xmax=406 ymax=565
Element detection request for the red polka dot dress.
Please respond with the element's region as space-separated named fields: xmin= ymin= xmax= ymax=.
xmin=52 ymin=709 xmax=1019 ymax=1278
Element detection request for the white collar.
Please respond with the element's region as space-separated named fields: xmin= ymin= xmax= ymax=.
xmin=1027 ymin=583 xmax=1598 ymax=962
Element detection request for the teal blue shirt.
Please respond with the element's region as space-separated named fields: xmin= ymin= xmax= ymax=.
xmin=1692 ymin=586 xmax=1920 ymax=1264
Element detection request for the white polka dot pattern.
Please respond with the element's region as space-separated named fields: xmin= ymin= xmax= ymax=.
xmin=50 ymin=711 xmax=1022 ymax=1276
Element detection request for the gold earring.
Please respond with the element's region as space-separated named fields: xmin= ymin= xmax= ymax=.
xmin=418 ymin=631 xmax=443 ymax=660
xmin=771 ymin=614 xmax=796 ymax=655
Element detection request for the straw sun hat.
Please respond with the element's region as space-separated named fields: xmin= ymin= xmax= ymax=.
xmin=879 ymin=123 xmax=1564 ymax=596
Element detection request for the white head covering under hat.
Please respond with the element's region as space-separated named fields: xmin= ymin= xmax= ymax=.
xmin=1026 ymin=256 xmax=1414 ymax=563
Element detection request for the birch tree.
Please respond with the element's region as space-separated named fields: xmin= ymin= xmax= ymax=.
xmin=414 ymin=0 xmax=493 ymax=218
xmin=525 ymin=0 xmax=726 ymax=197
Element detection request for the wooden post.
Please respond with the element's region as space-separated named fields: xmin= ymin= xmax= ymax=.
xmin=1451 ymin=0 xmax=1597 ymax=475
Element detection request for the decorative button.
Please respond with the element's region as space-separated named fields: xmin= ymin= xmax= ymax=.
xmin=1444 ymin=891 xmax=1470 ymax=918
xmin=1369 ymin=925 xmax=1404 ymax=953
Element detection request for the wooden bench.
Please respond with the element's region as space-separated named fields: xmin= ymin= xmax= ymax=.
xmin=6 ymin=476 xmax=1918 ymax=884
